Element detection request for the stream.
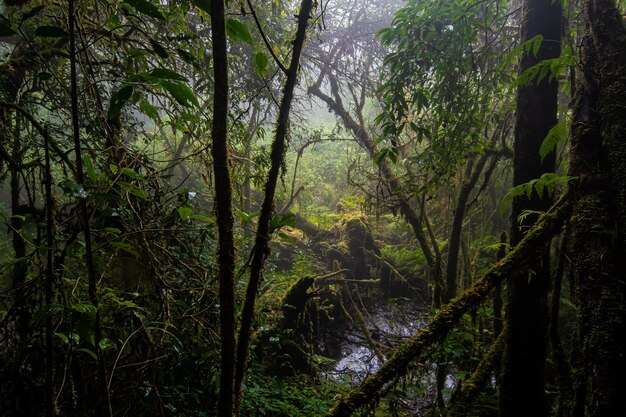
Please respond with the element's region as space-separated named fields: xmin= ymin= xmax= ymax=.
xmin=320 ymin=301 xmax=457 ymax=414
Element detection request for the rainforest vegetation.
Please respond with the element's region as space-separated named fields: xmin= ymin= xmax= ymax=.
xmin=1 ymin=0 xmax=626 ymax=416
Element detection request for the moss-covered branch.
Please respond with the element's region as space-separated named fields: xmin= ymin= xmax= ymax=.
xmin=326 ymin=196 xmax=571 ymax=417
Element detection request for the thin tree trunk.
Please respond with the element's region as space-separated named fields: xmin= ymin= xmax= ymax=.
xmin=233 ymin=0 xmax=314 ymax=411
xmin=44 ymin=126 xmax=55 ymax=417
xmin=446 ymin=331 xmax=505 ymax=417
xmin=68 ymin=1 xmax=111 ymax=415
xmin=550 ymin=223 xmax=574 ymax=417
xmin=444 ymin=153 xmax=491 ymax=302
xmin=209 ymin=0 xmax=237 ymax=416
xmin=499 ymin=1 xmax=561 ymax=416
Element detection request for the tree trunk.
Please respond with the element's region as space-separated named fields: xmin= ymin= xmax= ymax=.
xmin=233 ymin=1 xmax=314 ymax=411
xmin=209 ymin=0 xmax=237 ymax=416
xmin=499 ymin=1 xmax=561 ymax=416
xmin=568 ymin=1 xmax=626 ymax=415
xmin=68 ymin=1 xmax=111 ymax=415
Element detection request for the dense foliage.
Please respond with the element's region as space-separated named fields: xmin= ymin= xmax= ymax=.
xmin=1 ymin=0 xmax=625 ymax=416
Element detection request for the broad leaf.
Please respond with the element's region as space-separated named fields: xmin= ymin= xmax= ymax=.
xmin=107 ymin=85 xmax=134 ymax=120
xmin=139 ymin=99 xmax=160 ymax=121
xmin=178 ymin=207 xmax=192 ymax=221
xmin=21 ymin=5 xmax=45 ymax=22
xmin=190 ymin=214 xmax=215 ymax=224
xmin=124 ymin=0 xmax=165 ymax=20
xmin=149 ymin=67 xmax=187 ymax=82
xmin=149 ymin=39 xmax=169 ymax=59
xmin=118 ymin=181 xmax=148 ymax=200
xmin=270 ymin=213 xmax=295 ymax=232
xmin=226 ymin=19 xmax=253 ymax=45
xmin=253 ymin=51 xmax=269 ymax=77
xmin=159 ymin=80 xmax=199 ymax=108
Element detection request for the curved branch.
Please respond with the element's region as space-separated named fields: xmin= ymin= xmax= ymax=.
xmin=0 ymin=101 xmax=76 ymax=174
xmin=246 ymin=0 xmax=289 ymax=74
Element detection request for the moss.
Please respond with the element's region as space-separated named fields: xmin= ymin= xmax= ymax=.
xmin=326 ymin=198 xmax=571 ymax=417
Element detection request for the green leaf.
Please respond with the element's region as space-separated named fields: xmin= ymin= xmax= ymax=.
xmin=104 ymin=227 xmax=122 ymax=235
xmin=118 ymin=181 xmax=148 ymax=200
xmin=149 ymin=39 xmax=169 ymax=59
xmin=73 ymin=303 xmax=97 ymax=314
xmin=139 ymin=99 xmax=160 ymax=121
xmin=253 ymin=51 xmax=269 ymax=77
xmin=373 ymin=148 xmax=388 ymax=165
xmin=234 ymin=209 xmax=260 ymax=223
xmin=159 ymin=80 xmax=199 ymax=108
xmin=270 ymin=213 xmax=295 ymax=232
xmin=0 ymin=23 xmax=16 ymax=37
xmin=190 ymin=214 xmax=215 ymax=224
xmin=180 ymin=113 xmax=200 ymax=123
xmin=192 ymin=0 xmax=211 ymax=14
xmin=278 ymin=232 xmax=295 ymax=244
xmin=149 ymin=67 xmax=187 ymax=82
xmin=540 ymin=121 xmax=566 ymax=161
xmin=77 ymin=348 xmax=98 ymax=360
xmin=374 ymin=147 xmax=397 ymax=165
xmin=226 ymin=19 xmax=253 ymax=45
xmin=83 ymin=156 xmax=98 ymax=181
xmin=120 ymin=167 xmax=146 ymax=181
xmin=176 ymin=48 xmax=198 ymax=66
xmin=37 ymin=72 xmax=53 ymax=81
xmin=111 ymin=241 xmax=140 ymax=257
xmin=124 ymin=0 xmax=165 ymax=20
xmin=22 ymin=5 xmax=45 ymax=22
xmin=177 ymin=206 xmax=192 ymax=221
xmin=99 ymin=338 xmax=115 ymax=351
xmin=54 ymin=332 xmax=69 ymax=344
xmin=527 ymin=34 xmax=543 ymax=58
xmin=35 ymin=25 xmax=68 ymax=38
xmin=108 ymin=85 xmax=133 ymax=120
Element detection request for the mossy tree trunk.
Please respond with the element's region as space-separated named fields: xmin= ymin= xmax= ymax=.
xmin=499 ymin=1 xmax=561 ymax=416
xmin=568 ymin=1 xmax=626 ymax=415
xmin=233 ymin=1 xmax=314 ymax=411
xmin=209 ymin=0 xmax=237 ymax=415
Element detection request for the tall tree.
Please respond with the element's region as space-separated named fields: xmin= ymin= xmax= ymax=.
xmin=209 ymin=0 xmax=237 ymax=416
xmin=233 ymin=0 xmax=315 ymax=411
xmin=499 ymin=0 xmax=561 ymax=416
xmin=568 ymin=0 xmax=626 ymax=415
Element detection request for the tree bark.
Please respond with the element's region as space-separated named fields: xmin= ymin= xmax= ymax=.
xmin=209 ymin=1 xmax=237 ymax=416
xmin=499 ymin=1 xmax=561 ymax=416
xmin=233 ymin=0 xmax=314 ymax=411
xmin=568 ymin=1 xmax=626 ymax=415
